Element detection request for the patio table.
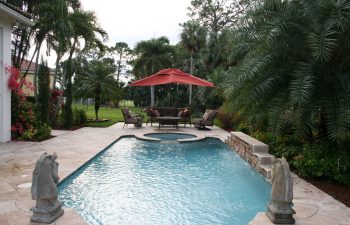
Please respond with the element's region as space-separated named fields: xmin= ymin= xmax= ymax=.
xmin=158 ymin=116 xmax=180 ymax=130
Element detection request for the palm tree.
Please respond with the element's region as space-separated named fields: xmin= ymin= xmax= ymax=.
xmin=76 ymin=58 xmax=119 ymax=120
xmin=180 ymin=21 xmax=207 ymax=105
xmin=62 ymin=8 xmax=108 ymax=128
xmin=132 ymin=36 xmax=175 ymax=106
xmin=225 ymin=0 xmax=350 ymax=143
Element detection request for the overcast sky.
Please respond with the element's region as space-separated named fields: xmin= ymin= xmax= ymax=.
xmin=80 ymin=0 xmax=192 ymax=48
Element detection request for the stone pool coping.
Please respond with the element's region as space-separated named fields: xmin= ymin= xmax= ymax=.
xmin=0 ymin=123 xmax=349 ymax=224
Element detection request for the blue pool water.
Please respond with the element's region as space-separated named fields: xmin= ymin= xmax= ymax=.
xmin=58 ymin=135 xmax=271 ymax=225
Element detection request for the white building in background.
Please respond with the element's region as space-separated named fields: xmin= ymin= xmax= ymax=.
xmin=0 ymin=2 xmax=34 ymax=143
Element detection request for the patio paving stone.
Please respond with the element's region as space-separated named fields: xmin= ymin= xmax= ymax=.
xmin=0 ymin=122 xmax=349 ymax=224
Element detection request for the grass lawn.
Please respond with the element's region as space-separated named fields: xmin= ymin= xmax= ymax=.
xmin=73 ymin=101 xmax=146 ymax=127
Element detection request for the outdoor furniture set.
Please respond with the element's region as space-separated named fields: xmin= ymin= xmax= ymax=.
xmin=145 ymin=107 xmax=191 ymax=128
xmin=122 ymin=107 xmax=217 ymax=130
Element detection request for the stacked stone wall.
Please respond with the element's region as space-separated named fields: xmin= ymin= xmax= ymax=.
xmin=226 ymin=132 xmax=273 ymax=180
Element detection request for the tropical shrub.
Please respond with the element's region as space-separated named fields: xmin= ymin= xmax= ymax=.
xmin=49 ymin=89 xmax=64 ymax=126
xmin=293 ymin=144 xmax=350 ymax=186
xmin=73 ymin=108 xmax=87 ymax=125
xmin=36 ymin=62 xmax=50 ymax=124
xmin=217 ymin=104 xmax=241 ymax=129
xmin=224 ymin=0 xmax=350 ymax=144
xmin=34 ymin=123 xmax=51 ymax=140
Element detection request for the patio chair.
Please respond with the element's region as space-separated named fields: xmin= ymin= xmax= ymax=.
xmin=145 ymin=107 xmax=160 ymax=126
xmin=121 ymin=108 xmax=143 ymax=128
xmin=193 ymin=109 xmax=218 ymax=130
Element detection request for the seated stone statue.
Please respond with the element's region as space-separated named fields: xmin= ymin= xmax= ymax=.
xmin=31 ymin=152 xmax=64 ymax=223
xmin=266 ymin=157 xmax=295 ymax=224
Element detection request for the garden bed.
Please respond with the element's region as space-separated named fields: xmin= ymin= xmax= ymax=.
xmin=304 ymin=177 xmax=350 ymax=207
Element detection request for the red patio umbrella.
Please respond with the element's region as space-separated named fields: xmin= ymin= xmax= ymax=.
xmin=129 ymin=68 xmax=214 ymax=87
xmin=129 ymin=68 xmax=214 ymax=106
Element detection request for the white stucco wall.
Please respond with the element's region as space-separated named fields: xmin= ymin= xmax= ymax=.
xmin=0 ymin=15 xmax=13 ymax=142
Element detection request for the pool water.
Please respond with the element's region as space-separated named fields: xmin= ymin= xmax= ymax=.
xmin=58 ymin=135 xmax=271 ymax=225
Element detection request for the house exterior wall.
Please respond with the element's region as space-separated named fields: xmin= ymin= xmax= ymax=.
xmin=0 ymin=15 xmax=12 ymax=142
xmin=22 ymin=73 xmax=55 ymax=96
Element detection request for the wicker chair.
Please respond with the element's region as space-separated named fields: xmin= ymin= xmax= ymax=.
xmin=193 ymin=109 xmax=218 ymax=130
xmin=121 ymin=108 xmax=143 ymax=128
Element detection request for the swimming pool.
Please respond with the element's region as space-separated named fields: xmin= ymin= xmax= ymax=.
xmin=58 ymin=134 xmax=271 ymax=225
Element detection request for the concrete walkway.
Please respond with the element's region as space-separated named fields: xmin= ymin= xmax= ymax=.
xmin=0 ymin=123 xmax=349 ymax=224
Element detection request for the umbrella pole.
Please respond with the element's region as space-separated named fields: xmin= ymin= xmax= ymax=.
xmin=189 ymin=84 xmax=192 ymax=106
xmin=151 ymin=85 xmax=155 ymax=106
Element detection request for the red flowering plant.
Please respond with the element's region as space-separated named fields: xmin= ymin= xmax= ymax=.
xmin=5 ymin=65 xmax=35 ymax=137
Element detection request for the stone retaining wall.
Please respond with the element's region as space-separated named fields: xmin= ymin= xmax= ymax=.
xmin=226 ymin=132 xmax=274 ymax=180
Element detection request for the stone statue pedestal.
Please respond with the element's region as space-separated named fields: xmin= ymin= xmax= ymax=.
xmin=30 ymin=201 xmax=64 ymax=223
xmin=266 ymin=207 xmax=295 ymax=224
xmin=266 ymin=157 xmax=295 ymax=224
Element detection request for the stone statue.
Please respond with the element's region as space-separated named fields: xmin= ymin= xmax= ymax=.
xmin=31 ymin=152 xmax=64 ymax=223
xmin=266 ymin=157 xmax=295 ymax=224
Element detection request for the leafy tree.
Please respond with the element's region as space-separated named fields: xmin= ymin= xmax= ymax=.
xmin=112 ymin=42 xmax=132 ymax=83
xmin=132 ymin=36 xmax=175 ymax=106
xmin=132 ymin=36 xmax=175 ymax=78
xmin=180 ymin=21 xmax=207 ymax=105
xmin=8 ymin=0 xmax=80 ymax=89
xmin=187 ymin=0 xmax=254 ymax=35
xmin=224 ymin=0 xmax=350 ymax=143
xmin=180 ymin=21 xmax=207 ymax=74
xmin=75 ymin=58 xmax=119 ymax=120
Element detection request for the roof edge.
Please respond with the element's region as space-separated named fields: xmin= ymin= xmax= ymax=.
xmin=0 ymin=3 xmax=34 ymax=27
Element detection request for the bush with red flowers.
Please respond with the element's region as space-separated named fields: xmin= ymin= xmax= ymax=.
xmin=5 ymin=65 xmax=52 ymax=140
xmin=5 ymin=65 xmax=35 ymax=138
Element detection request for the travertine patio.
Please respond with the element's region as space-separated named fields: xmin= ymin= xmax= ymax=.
xmin=0 ymin=123 xmax=349 ymax=225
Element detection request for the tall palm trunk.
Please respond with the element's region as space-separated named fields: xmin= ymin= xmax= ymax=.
xmin=33 ymin=42 xmax=42 ymax=99
xmin=20 ymin=46 xmax=38 ymax=89
xmin=64 ymin=39 xmax=77 ymax=129
xmin=151 ymin=62 xmax=155 ymax=106
xmin=116 ymin=54 xmax=122 ymax=83
xmin=94 ymin=92 xmax=101 ymax=120
xmin=53 ymin=53 xmax=61 ymax=89
xmin=189 ymin=50 xmax=193 ymax=106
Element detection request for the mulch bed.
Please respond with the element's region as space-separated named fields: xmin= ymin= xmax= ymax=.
xmin=303 ymin=177 xmax=350 ymax=207
xmin=86 ymin=119 xmax=110 ymax=123
xmin=52 ymin=125 xmax=83 ymax=131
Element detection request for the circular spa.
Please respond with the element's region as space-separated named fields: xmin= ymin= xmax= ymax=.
xmin=58 ymin=136 xmax=271 ymax=225
xmin=143 ymin=132 xmax=197 ymax=141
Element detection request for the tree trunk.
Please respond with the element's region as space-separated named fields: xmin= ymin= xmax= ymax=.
xmin=151 ymin=61 xmax=155 ymax=106
xmin=20 ymin=47 xmax=38 ymax=89
xmin=95 ymin=93 xmax=101 ymax=121
xmin=64 ymin=60 xmax=73 ymax=129
xmin=63 ymin=39 xmax=77 ymax=129
xmin=189 ymin=50 xmax=193 ymax=106
xmin=33 ymin=43 xmax=42 ymax=99
xmin=53 ymin=53 xmax=61 ymax=90
xmin=117 ymin=54 xmax=122 ymax=83
xmin=318 ymin=108 xmax=328 ymax=140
